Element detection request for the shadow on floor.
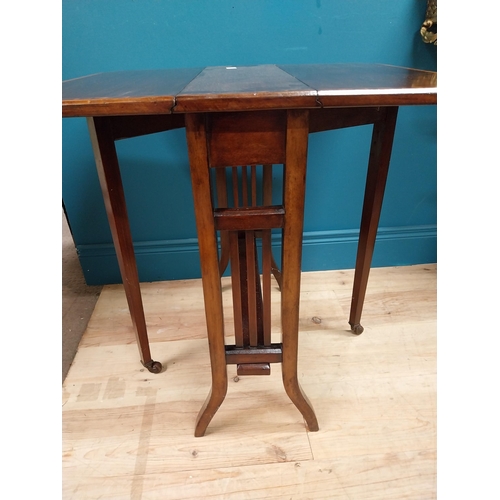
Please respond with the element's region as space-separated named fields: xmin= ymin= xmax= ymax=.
xmin=62 ymin=211 xmax=102 ymax=382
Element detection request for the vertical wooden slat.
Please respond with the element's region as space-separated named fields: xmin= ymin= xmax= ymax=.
xmin=262 ymin=163 xmax=282 ymax=289
xmin=215 ymin=168 xmax=228 ymax=208
xmin=245 ymin=230 xmax=258 ymax=346
xmin=253 ymin=238 xmax=265 ymax=347
xmin=229 ymin=231 xmax=244 ymax=347
xmin=262 ymin=164 xmax=273 ymax=205
xmin=251 ymin=165 xmax=257 ymax=206
xmin=237 ymin=232 xmax=250 ymax=347
xmin=232 ymin=167 xmax=239 ymax=207
xmin=216 ymin=168 xmax=230 ymax=275
xmin=262 ymin=163 xmax=273 ymax=344
xmin=241 ymin=166 xmax=248 ymax=207
xmin=262 ymin=228 xmax=272 ymax=346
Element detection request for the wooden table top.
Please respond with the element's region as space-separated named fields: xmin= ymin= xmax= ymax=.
xmin=62 ymin=63 xmax=437 ymax=117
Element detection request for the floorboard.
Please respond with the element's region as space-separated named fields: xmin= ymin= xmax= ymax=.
xmin=62 ymin=264 xmax=436 ymax=499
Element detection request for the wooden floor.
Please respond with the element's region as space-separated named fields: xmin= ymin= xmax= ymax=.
xmin=62 ymin=264 xmax=436 ymax=499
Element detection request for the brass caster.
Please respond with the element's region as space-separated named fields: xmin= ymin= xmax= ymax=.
xmin=350 ymin=324 xmax=364 ymax=335
xmin=142 ymin=360 xmax=163 ymax=374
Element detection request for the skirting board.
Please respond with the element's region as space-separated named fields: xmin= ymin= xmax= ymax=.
xmin=77 ymin=225 xmax=437 ymax=286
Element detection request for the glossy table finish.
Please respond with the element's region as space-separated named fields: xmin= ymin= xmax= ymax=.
xmin=63 ymin=63 xmax=436 ymax=116
xmin=62 ymin=64 xmax=437 ymax=436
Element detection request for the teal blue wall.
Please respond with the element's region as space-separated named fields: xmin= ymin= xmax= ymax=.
xmin=62 ymin=0 xmax=437 ymax=285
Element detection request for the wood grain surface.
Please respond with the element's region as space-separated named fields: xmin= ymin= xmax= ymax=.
xmin=63 ymin=264 xmax=436 ymax=499
xmin=62 ymin=64 xmax=437 ymax=117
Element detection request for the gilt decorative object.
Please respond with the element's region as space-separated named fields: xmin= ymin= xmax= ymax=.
xmin=421 ymin=0 xmax=437 ymax=45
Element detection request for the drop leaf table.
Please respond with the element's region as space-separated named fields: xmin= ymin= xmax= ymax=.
xmin=62 ymin=64 xmax=437 ymax=436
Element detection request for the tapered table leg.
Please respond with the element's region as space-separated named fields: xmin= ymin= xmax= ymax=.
xmin=348 ymin=107 xmax=399 ymax=334
xmin=185 ymin=114 xmax=228 ymax=437
xmin=87 ymin=117 xmax=162 ymax=373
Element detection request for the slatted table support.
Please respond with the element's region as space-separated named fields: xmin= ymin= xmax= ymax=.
xmin=185 ymin=109 xmax=319 ymax=436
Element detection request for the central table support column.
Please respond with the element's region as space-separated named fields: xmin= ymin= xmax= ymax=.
xmin=185 ymin=109 xmax=318 ymax=436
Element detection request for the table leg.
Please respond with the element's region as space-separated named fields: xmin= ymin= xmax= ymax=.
xmin=348 ymin=106 xmax=399 ymax=334
xmin=87 ymin=117 xmax=162 ymax=373
xmin=281 ymin=110 xmax=319 ymax=432
xmin=185 ymin=114 xmax=228 ymax=437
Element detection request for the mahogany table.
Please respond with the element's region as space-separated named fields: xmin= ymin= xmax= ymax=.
xmin=62 ymin=64 xmax=437 ymax=436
